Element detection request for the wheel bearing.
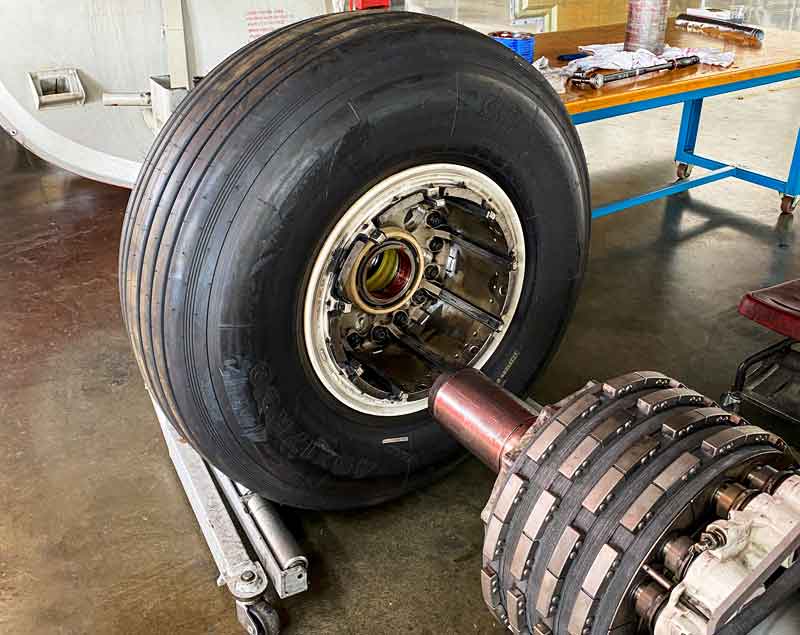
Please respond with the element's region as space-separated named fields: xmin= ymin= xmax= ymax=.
xmin=342 ymin=228 xmax=425 ymax=315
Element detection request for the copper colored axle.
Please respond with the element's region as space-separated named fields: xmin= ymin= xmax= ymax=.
xmin=429 ymin=369 xmax=538 ymax=473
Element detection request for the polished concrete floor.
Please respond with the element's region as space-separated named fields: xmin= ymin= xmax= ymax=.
xmin=1 ymin=80 xmax=799 ymax=634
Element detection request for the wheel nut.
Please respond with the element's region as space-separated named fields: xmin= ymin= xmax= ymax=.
xmin=393 ymin=311 xmax=409 ymax=328
xmin=346 ymin=332 xmax=363 ymax=349
xmin=372 ymin=326 xmax=390 ymax=343
xmin=426 ymin=212 xmax=444 ymax=228
xmin=428 ymin=237 xmax=444 ymax=252
xmin=424 ymin=264 xmax=439 ymax=280
xmin=412 ymin=290 xmax=428 ymax=305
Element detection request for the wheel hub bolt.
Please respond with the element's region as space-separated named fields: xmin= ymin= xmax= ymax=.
xmin=393 ymin=311 xmax=409 ymax=328
xmin=426 ymin=212 xmax=444 ymax=228
xmin=412 ymin=290 xmax=428 ymax=305
xmin=424 ymin=264 xmax=439 ymax=280
xmin=372 ymin=326 xmax=390 ymax=343
xmin=346 ymin=332 xmax=363 ymax=349
xmin=428 ymin=237 xmax=445 ymax=253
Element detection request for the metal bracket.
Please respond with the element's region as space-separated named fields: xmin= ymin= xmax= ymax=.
xmin=705 ymin=521 xmax=800 ymax=633
xmin=28 ymin=68 xmax=86 ymax=110
xmin=210 ymin=465 xmax=309 ymax=599
xmin=161 ymin=0 xmax=191 ymax=90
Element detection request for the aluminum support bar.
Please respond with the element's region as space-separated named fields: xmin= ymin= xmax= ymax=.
xmin=155 ymin=400 xmax=268 ymax=602
xmin=212 ymin=467 xmax=309 ymax=599
xmin=154 ymin=394 xmax=308 ymax=602
xmin=234 ymin=483 xmax=308 ymax=571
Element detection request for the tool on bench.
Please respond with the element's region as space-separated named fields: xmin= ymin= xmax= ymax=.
xmin=675 ymin=13 xmax=765 ymax=43
xmin=557 ymin=51 xmax=591 ymax=62
xmin=490 ymin=31 xmax=535 ymax=63
xmin=570 ymin=54 xmax=700 ymax=89
xmin=625 ymin=0 xmax=670 ymax=55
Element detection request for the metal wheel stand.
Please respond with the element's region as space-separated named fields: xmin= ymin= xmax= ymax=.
xmin=152 ymin=399 xmax=308 ymax=635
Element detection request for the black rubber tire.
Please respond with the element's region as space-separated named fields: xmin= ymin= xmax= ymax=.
xmin=120 ymin=12 xmax=590 ymax=510
xmin=248 ymin=601 xmax=281 ymax=635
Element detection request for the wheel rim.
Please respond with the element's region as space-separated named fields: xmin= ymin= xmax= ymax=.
xmin=303 ymin=164 xmax=526 ymax=417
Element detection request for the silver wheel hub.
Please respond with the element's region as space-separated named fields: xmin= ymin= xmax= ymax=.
xmin=303 ymin=164 xmax=526 ymax=417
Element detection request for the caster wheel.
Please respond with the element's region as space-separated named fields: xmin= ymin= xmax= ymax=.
xmin=247 ymin=601 xmax=281 ymax=635
xmin=781 ymin=195 xmax=798 ymax=214
xmin=676 ymin=162 xmax=693 ymax=180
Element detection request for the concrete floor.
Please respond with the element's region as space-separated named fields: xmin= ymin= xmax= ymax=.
xmin=1 ymin=80 xmax=799 ymax=634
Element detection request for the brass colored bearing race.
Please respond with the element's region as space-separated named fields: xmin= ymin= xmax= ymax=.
xmin=344 ymin=228 xmax=425 ymax=315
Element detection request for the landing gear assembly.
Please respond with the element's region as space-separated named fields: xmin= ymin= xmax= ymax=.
xmin=430 ymin=369 xmax=800 ymax=635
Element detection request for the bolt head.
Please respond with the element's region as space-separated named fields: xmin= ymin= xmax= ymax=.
xmin=393 ymin=311 xmax=409 ymax=328
xmin=240 ymin=570 xmax=256 ymax=583
xmin=426 ymin=212 xmax=444 ymax=228
xmin=412 ymin=290 xmax=428 ymax=305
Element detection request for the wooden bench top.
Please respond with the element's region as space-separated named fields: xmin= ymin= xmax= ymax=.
xmin=533 ymin=21 xmax=800 ymax=115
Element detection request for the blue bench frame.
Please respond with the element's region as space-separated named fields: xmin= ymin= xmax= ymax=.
xmin=570 ymin=69 xmax=800 ymax=219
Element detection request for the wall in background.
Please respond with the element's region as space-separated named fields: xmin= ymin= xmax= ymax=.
xmin=736 ymin=0 xmax=800 ymax=30
xmin=401 ymin=0 xmax=800 ymax=32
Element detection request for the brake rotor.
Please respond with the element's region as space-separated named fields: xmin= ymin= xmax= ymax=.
xmin=430 ymin=369 xmax=800 ymax=635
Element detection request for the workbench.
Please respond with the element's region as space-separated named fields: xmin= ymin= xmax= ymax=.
xmin=534 ymin=22 xmax=800 ymax=218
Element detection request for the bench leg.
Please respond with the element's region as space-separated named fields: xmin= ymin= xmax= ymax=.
xmin=782 ymin=129 xmax=800 ymax=213
xmin=675 ymin=98 xmax=704 ymax=180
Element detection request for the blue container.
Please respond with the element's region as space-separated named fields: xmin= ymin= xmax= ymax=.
xmin=490 ymin=31 xmax=535 ymax=63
